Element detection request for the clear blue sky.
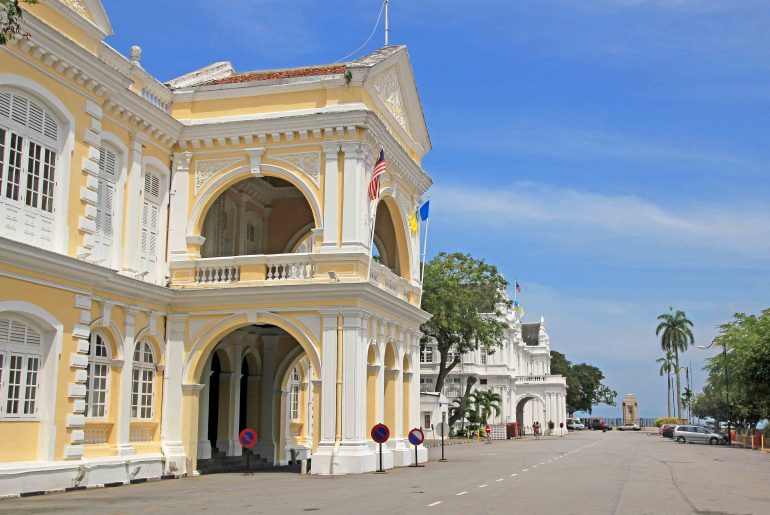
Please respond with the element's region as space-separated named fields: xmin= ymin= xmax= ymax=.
xmin=103 ymin=0 xmax=770 ymax=419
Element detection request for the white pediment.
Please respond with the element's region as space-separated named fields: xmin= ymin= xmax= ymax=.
xmin=55 ymin=0 xmax=113 ymax=37
xmin=373 ymin=68 xmax=411 ymax=137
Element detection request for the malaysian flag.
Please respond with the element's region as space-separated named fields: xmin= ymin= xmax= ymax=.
xmin=368 ymin=149 xmax=387 ymax=200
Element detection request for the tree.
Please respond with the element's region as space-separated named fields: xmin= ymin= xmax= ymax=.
xmin=470 ymin=389 xmax=502 ymax=425
xmin=1 ymin=1 xmax=39 ymax=46
xmin=656 ymin=308 xmax=694 ymax=419
xmin=420 ymin=252 xmax=510 ymax=393
xmin=695 ymin=308 xmax=770 ymax=428
xmin=656 ymin=350 xmax=676 ymax=418
xmin=448 ymin=376 xmax=477 ymax=428
xmin=550 ymin=350 xmax=617 ymax=414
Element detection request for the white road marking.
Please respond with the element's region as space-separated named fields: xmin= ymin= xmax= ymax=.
xmin=510 ymin=473 xmax=518 ymax=477
xmin=456 ymin=492 xmax=468 ymax=496
xmin=496 ymin=478 xmax=504 ymax=482
xmin=427 ymin=501 xmax=442 ymax=507
xmin=540 ymin=462 xmax=545 ymax=465
xmin=533 ymin=465 xmax=538 ymax=468
xmin=521 ymin=469 xmax=529 ymax=472
xmin=478 ymin=484 xmax=488 ymax=488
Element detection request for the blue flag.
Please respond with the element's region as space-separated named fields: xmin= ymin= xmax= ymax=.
xmin=419 ymin=200 xmax=430 ymax=221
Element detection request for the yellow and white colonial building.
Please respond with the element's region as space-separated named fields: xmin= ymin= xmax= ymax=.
xmin=0 ymin=0 xmax=432 ymax=495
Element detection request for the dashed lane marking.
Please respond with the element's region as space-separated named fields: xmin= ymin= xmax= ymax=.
xmin=427 ymin=501 xmax=442 ymax=507
xmin=496 ymin=479 xmax=504 ymax=482
xmin=510 ymin=473 xmax=518 ymax=477
xmin=478 ymin=484 xmax=488 ymax=488
xmin=456 ymin=492 xmax=468 ymax=496
xmin=521 ymin=469 xmax=529 ymax=472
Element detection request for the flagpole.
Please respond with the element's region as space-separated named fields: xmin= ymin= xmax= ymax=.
xmin=385 ymin=0 xmax=389 ymax=46
xmin=419 ymin=213 xmax=430 ymax=284
xmin=366 ymin=200 xmax=380 ymax=283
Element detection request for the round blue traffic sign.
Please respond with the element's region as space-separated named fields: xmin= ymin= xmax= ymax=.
xmin=239 ymin=428 xmax=258 ymax=449
xmin=371 ymin=423 xmax=390 ymax=444
xmin=408 ymin=427 xmax=424 ymax=446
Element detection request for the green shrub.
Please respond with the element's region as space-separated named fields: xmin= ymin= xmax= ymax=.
xmin=548 ymin=420 xmax=555 ymax=430
xmin=654 ymin=417 xmax=678 ymax=427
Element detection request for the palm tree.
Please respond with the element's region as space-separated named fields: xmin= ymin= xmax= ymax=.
xmin=656 ymin=350 xmax=676 ymax=418
xmin=656 ymin=308 xmax=694 ymax=419
xmin=470 ymin=390 xmax=502 ymax=425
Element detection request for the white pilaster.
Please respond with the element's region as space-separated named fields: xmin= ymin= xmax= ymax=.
xmin=116 ymin=309 xmax=137 ymax=456
xmin=168 ymin=152 xmax=192 ymax=261
xmin=160 ymin=314 xmax=188 ymax=474
xmin=339 ymin=141 xmax=369 ymax=253
xmin=121 ymin=138 xmax=143 ymax=274
xmin=320 ymin=143 xmax=340 ymax=250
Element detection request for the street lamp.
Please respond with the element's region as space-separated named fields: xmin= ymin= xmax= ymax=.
xmin=698 ymin=340 xmax=731 ymax=446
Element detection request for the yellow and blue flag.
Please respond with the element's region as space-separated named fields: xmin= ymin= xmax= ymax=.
xmin=419 ymin=200 xmax=430 ymax=221
xmin=409 ymin=210 xmax=418 ymax=233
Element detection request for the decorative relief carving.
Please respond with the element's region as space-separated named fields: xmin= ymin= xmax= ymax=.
xmin=195 ymin=158 xmax=243 ymax=195
xmin=270 ymin=152 xmax=321 ymax=188
xmin=373 ymin=69 xmax=410 ymax=135
xmin=63 ymin=0 xmax=89 ymax=17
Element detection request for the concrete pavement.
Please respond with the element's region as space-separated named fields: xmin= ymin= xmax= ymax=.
xmin=3 ymin=430 xmax=770 ymax=514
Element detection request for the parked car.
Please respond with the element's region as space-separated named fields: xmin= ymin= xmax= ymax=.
xmin=617 ymin=423 xmax=640 ymax=431
xmin=659 ymin=424 xmax=672 ymax=435
xmin=673 ymin=425 xmax=728 ymax=445
xmin=661 ymin=425 xmax=676 ymax=438
xmin=566 ymin=418 xmax=585 ymax=430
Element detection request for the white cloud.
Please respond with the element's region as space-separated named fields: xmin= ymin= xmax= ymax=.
xmin=432 ymin=181 xmax=770 ymax=265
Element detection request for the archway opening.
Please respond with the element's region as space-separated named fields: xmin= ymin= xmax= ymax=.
xmin=200 ymin=176 xmax=315 ymax=258
xmin=196 ymin=323 xmax=312 ymax=472
xmin=383 ymin=343 xmax=398 ymax=436
xmin=373 ymin=199 xmax=409 ymax=279
xmin=516 ymin=395 xmax=544 ymax=435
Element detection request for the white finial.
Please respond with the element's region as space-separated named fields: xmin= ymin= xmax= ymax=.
xmin=130 ymin=45 xmax=142 ymax=65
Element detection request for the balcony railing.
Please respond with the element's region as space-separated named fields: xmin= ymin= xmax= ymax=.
xmin=170 ymin=252 xmax=420 ymax=305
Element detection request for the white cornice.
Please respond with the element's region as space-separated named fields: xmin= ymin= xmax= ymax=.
xmin=173 ymin=75 xmax=347 ymax=101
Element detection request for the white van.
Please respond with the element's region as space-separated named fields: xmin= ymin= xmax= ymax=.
xmin=566 ymin=418 xmax=585 ymax=430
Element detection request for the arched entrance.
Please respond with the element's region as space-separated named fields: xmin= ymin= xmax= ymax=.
xmin=195 ymin=323 xmax=315 ymax=472
xmin=200 ymin=176 xmax=315 ymax=258
xmin=515 ymin=395 xmax=545 ymax=435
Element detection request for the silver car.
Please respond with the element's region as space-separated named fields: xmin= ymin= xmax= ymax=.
xmin=673 ymin=425 xmax=726 ymax=445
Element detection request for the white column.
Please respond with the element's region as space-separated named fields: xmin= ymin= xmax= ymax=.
xmin=197 ymin=361 xmax=212 ymax=460
xmin=228 ymin=343 xmax=244 ymax=456
xmin=257 ymin=336 xmax=277 ymax=462
xmin=341 ymin=312 xmax=368 ymax=443
xmin=339 ymin=141 xmax=368 ymax=253
xmin=115 ymin=309 xmax=137 ymax=456
xmin=168 ymin=152 xmax=192 ymax=261
xmin=320 ymin=143 xmax=340 ymax=251
xmin=376 ymin=318 xmax=385 ymax=425
xmin=121 ymin=137 xmax=144 ymax=274
xmin=160 ymin=314 xmax=188 ymax=473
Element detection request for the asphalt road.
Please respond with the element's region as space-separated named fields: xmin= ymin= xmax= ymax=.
xmin=4 ymin=430 xmax=770 ymax=514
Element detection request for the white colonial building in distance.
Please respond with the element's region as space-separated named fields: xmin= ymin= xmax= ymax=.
xmin=420 ymin=306 xmax=568 ymax=435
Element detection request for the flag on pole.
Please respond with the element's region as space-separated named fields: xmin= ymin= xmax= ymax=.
xmin=409 ymin=209 xmax=418 ymax=233
xmin=419 ymin=200 xmax=430 ymax=221
xmin=515 ymin=281 xmax=522 ymax=293
xmin=368 ymin=149 xmax=387 ymax=200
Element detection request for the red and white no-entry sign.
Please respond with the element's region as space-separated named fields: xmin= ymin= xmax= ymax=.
xmin=485 ymin=425 xmax=491 ymax=434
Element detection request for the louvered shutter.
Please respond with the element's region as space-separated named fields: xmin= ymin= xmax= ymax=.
xmin=139 ymin=170 xmax=162 ymax=274
xmin=94 ymin=146 xmax=117 ymax=264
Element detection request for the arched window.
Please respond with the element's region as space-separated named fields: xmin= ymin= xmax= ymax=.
xmin=0 ymin=316 xmax=42 ymax=419
xmin=139 ymin=169 xmax=162 ymax=276
xmin=131 ymin=341 xmax=155 ymax=419
xmin=93 ymin=144 xmax=120 ymax=265
xmin=288 ymin=367 xmax=300 ymax=420
xmin=0 ymin=90 xmax=60 ymax=249
xmin=85 ymin=333 xmax=111 ymax=418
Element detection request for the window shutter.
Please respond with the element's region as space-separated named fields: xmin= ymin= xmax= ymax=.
xmin=139 ymin=170 xmax=162 ymax=271
xmin=94 ymin=146 xmax=117 ymax=263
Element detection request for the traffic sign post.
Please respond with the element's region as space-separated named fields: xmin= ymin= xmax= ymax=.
xmin=559 ymin=422 xmax=564 ymax=437
xmin=485 ymin=424 xmax=491 ymax=444
xmin=371 ymin=423 xmax=390 ymax=473
xmin=239 ymin=428 xmax=258 ymax=474
xmin=408 ymin=427 xmax=425 ymax=468
xmin=435 ymin=422 xmax=449 ymax=462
